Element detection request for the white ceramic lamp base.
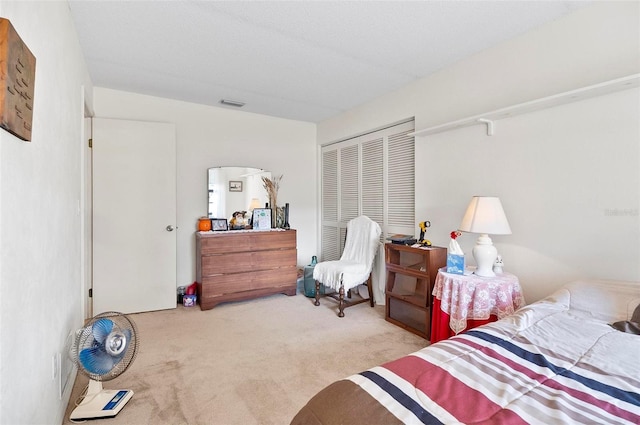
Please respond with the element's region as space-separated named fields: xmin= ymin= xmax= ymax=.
xmin=472 ymin=234 xmax=497 ymax=277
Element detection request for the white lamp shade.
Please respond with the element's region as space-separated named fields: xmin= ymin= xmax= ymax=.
xmin=458 ymin=196 xmax=511 ymax=235
xmin=248 ymin=198 xmax=261 ymax=210
xmin=459 ymin=196 xmax=511 ymax=277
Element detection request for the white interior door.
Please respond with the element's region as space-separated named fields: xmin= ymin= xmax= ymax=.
xmin=92 ymin=118 xmax=177 ymax=314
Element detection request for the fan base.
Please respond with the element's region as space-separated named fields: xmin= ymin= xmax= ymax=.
xmin=70 ymin=385 xmax=133 ymax=420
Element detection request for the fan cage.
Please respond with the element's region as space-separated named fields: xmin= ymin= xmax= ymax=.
xmin=72 ymin=311 xmax=139 ymax=382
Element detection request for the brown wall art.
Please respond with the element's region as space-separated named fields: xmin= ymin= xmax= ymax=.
xmin=0 ymin=18 xmax=35 ymax=141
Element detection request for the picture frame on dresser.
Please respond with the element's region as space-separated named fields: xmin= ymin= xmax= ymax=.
xmin=252 ymin=208 xmax=271 ymax=230
xmin=211 ymin=218 xmax=228 ymax=231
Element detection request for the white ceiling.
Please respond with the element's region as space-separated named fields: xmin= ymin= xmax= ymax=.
xmin=68 ymin=1 xmax=590 ymax=123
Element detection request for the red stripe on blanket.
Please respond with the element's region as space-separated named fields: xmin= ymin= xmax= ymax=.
xmin=382 ymin=355 xmax=527 ymax=424
xmin=457 ymin=337 xmax=640 ymax=424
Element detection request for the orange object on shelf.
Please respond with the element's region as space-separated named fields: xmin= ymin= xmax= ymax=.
xmin=198 ymin=217 xmax=212 ymax=231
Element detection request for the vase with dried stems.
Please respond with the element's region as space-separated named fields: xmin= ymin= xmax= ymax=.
xmin=262 ymin=175 xmax=283 ymax=228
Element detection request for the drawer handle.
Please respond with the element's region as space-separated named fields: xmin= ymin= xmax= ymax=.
xmin=166 ymin=225 xmax=175 ymax=232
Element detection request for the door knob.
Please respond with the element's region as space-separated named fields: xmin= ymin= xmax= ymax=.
xmin=166 ymin=225 xmax=175 ymax=232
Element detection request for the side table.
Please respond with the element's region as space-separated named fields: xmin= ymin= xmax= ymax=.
xmin=430 ymin=268 xmax=525 ymax=343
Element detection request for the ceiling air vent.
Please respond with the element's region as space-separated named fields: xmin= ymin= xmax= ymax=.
xmin=219 ymin=99 xmax=245 ymax=108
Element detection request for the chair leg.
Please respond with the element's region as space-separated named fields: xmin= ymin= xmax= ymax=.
xmin=314 ymin=280 xmax=320 ymax=306
xmin=338 ymin=282 xmax=345 ymax=317
xmin=367 ymin=275 xmax=374 ymax=307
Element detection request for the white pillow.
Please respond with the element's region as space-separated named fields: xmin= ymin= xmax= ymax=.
xmin=563 ymin=280 xmax=640 ymax=323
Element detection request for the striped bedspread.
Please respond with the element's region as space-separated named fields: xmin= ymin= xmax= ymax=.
xmin=348 ymin=300 xmax=640 ymax=424
xmin=292 ymin=282 xmax=640 ymax=425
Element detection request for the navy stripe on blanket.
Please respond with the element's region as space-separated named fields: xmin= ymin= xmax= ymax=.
xmin=359 ymin=370 xmax=443 ymax=425
xmin=467 ymin=330 xmax=640 ymax=407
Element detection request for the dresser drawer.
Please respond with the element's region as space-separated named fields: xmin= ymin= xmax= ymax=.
xmin=201 ymin=248 xmax=296 ymax=276
xmin=201 ymin=267 xmax=298 ymax=296
xmin=198 ymin=230 xmax=296 ymax=255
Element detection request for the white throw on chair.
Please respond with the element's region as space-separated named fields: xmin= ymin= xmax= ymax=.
xmin=313 ymin=215 xmax=382 ymax=317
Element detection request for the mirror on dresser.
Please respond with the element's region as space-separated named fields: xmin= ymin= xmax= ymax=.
xmin=207 ymin=167 xmax=271 ymax=228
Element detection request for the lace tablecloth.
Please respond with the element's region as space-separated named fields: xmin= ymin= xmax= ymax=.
xmin=432 ymin=268 xmax=525 ymax=334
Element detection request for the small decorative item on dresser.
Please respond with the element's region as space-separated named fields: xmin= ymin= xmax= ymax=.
xmin=211 ymin=218 xmax=228 ymax=231
xmin=283 ymin=203 xmax=290 ymax=229
xmin=198 ymin=217 xmax=212 ymax=231
xmin=262 ymin=175 xmax=283 ymax=228
xmin=252 ymin=208 xmax=271 ymax=230
xmin=229 ymin=211 xmax=247 ymax=229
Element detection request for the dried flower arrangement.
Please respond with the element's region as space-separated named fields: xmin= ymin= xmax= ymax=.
xmin=262 ymin=175 xmax=283 ymax=207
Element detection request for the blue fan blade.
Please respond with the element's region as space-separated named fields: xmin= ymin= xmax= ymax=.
xmin=92 ymin=318 xmax=114 ymax=345
xmin=79 ymin=346 xmax=115 ymax=375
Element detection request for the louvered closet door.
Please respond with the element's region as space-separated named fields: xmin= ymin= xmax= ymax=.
xmin=341 ymin=144 xmax=359 ymax=223
xmin=362 ymin=137 xmax=384 ymax=228
xmin=320 ymin=120 xmax=415 ymax=263
xmin=321 ymin=149 xmax=340 ymax=261
xmin=387 ymin=128 xmax=415 ymax=233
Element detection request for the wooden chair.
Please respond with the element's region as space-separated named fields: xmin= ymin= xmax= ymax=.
xmin=313 ymin=216 xmax=381 ymax=317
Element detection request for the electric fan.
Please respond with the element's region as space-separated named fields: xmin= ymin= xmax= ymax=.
xmin=69 ymin=311 xmax=139 ymax=420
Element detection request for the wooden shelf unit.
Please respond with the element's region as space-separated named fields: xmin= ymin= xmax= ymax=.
xmin=384 ymin=243 xmax=446 ymax=339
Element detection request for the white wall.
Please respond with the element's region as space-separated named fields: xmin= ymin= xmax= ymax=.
xmin=0 ymin=1 xmax=91 ymax=424
xmin=92 ymin=88 xmax=317 ymax=289
xmin=424 ymin=88 xmax=639 ymax=302
xmin=317 ymin=1 xmax=640 ymax=303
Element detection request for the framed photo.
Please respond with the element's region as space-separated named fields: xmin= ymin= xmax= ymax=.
xmin=229 ymin=181 xmax=243 ymax=192
xmin=252 ymin=208 xmax=271 ymax=230
xmin=211 ymin=218 xmax=228 ymax=231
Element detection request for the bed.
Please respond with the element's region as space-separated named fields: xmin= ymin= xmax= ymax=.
xmin=291 ymin=280 xmax=640 ymax=424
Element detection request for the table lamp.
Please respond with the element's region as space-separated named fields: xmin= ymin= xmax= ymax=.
xmin=458 ymin=196 xmax=511 ymax=277
xmin=248 ymin=198 xmax=261 ymax=211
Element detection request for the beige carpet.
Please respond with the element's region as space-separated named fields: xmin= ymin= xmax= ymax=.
xmin=63 ymin=292 xmax=428 ymax=424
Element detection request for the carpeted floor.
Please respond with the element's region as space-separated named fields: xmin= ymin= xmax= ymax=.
xmin=63 ymin=291 xmax=428 ymax=424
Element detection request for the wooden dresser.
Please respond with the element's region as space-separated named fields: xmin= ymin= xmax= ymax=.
xmin=196 ymin=229 xmax=297 ymax=310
